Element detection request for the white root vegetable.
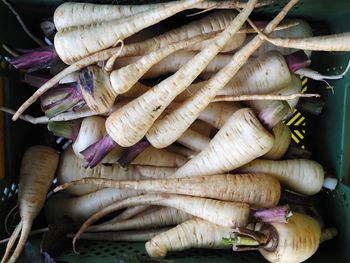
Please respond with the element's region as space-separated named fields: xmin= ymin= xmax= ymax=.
xmin=113 ymin=51 xmax=233 ymax=79
xmin=131 ymin=146 xmax=187 ymax=167
xmin=54 ymin=0 xmax=206 ymax=64
xmin=80 ymin=35 xmax=214 ymax=114
xmin=198 ymin=102 xmax=242 ymax=129
xmin=218 ymin=51 xmax=293 ymax=96
xmin=10 ymin=4 xmax=266 ymax=120
xmin=45 ymin=189 xmax=142 ymax=223
xmin=237 ymin=159 xmax=325 ymax=195
xmin=264 ymin=122 xmax=291 ymax=160
xmin=105 ymin=0 xmax=258 ymax=147
xmin=146 ymin=0 xmax=299 ymax=148
xmin=1 ymin=146 xmax=59 ymax=263
xmin=53 ymin=2 xmax=265 ymax=31
xmin=69 ymin=193 xmax=251 ymax=251
xmin=57 ymin=147 xmax=180 ymax=196
xmin=251 ymin=19 xmax=313 ymax=57
xmin=258 ymin=213 xmax=321 ymax=263
xmin=135 ymin=166 xmax=177 ymax=179
xmin=272 ymin=74 xmax=302 ymax=112
xmin=173 ymin=108 xmax=274 ymax=178
xmin=146 ymin=218 xmax=232 ymax=258
xmin=177 ymin=128 xmax=211 ymax=152
xmin=259 ymin=32 xmax=350 ymax=52
xmin=57 ymin=147 xmax=139 ymax=196
xmin=72 ymin=116 xmax=106 ymax=159
xmin=104 ymin=205 xmax=151 ymax=223
xmin=87 ymin=207 xmax=192 ymax=232
xmin=55 ymin=173 xmax=281 ymax=208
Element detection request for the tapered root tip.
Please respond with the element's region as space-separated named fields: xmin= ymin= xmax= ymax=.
xmin=53 ymin=184 xmax=68 ymax=192
xmin=72 ymin=236 xmax=80 ymax=255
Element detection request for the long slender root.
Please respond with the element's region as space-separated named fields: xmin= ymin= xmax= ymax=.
xmin=212 ymin=93 xmax=320 ymax=102
xmin=1 ymin=221 xmax=22 ymax=263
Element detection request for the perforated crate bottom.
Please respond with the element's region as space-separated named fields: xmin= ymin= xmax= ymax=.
xmin=57 ymin=241 xmax=266 ymax=263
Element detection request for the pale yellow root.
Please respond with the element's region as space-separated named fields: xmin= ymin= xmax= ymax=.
xmin=259 ymin=213 xmax=321 ymax=263
xmin=172 ymin=108 xmax=274 ymax=178
xmin=45 ymin=189 xmax=143 ymax=224
xmin=107 ymin=205 xmax=151 ymax=223
xmin=212 ymin=93 xmax=320 ymax=102
xmin=131 ymin=146 xmax=187 ymax=167
xmin=198 ymin=102 xmax=242 ymax=129
xmin=105 ymin=0 xmax=258 ymax=147
xmin=54 ymin=173 xmax=281 ymax=208
xmin=146 ymin=0 xmax=300 ymax=148
xmin=259 ymin=31 xmax=350 ymax=51
xmin=7 ymin=221 xmax=31 ymax=263
xmin=237 ymin=159 xmax=325 ymax=195
xmin=54 ymin=0 xmax=204 ymax=64
xmin=68 ymin=193 xmax=250 ymax=252
xmin=54 ymin=1 xmax=271 ymax=31
xmin=146 ymin=218 xmax=232 ymax=258
xmin=0 ymin=221 xmax=22 ymax=263
xmin=177 ymin=128 xmax=210 ymax=152
xmin=264 ymin=122 xmax=291 ymax=160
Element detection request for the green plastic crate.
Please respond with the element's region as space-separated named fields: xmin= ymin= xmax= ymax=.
xmin=0 ymin=0 xmax=350 ymax=262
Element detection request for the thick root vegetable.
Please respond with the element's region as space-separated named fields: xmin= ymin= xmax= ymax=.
xmin=259 ymin=32 xmax=350 ymax=52
xmin=1 ymin=146 xmax=59 ymax=263
xmin=264 ymin=122 xmax=291 ymax=160
xmin=146 ymin=0 xmax=299 ymax=148
xmin=54 ymin=0 xmax=204 ymax=64
xmin=53 ymin=2 xmax=266 ymax=31
xmin=198 ymin=102 xmax=242 ymax=129
xmin=57 ymin=147 xmax=180 ymax=196
xmin=237 ymin=159 xmax=325 ymax=195
xmin=80 ymin=35 xmax=213 ymax=113
xmin=45 ymin=189 xmax=142 ymax=223
xmin=55 ymin=173 xmax=281 ymax=208
xmin=105 ymin=0 xmax=258 ymax=147
xmin=173 ymin=108 xmax=274 ymax=178
xmin=258 ymin=213 xmax=321 ymax=263
xmin=251 ymin=19 xmax=313 ymax=57
xmin=131 ymin=146 xmax=187 ymax=167
xmin=146 ymin=218 xmax=232 ymax=258
xmin=219 ymin=51 xmax=293 ymax=96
